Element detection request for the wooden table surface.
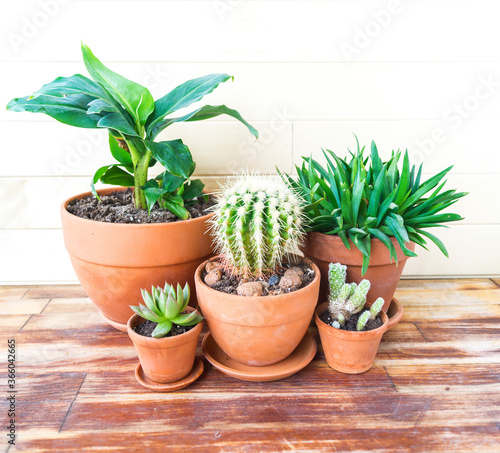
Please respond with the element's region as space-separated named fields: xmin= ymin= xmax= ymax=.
xmin=1 ymin=279 xmax=500 ymax=452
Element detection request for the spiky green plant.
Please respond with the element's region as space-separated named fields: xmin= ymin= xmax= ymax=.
xmin=328 ymin=263 xmax=384 ymax=331
xmin=130 ymin=283 xmax=203 ymax=338
xmin=279 ymin=138 xmax=467 ymax=275
xmin=210 ymin=175 xmax=305 ymax=278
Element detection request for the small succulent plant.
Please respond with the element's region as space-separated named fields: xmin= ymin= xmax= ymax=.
xmin=328 ymin=263 xmax=384 ymax=331
xmin=130 ymin=283 xmax=203 ymax=338
xmin=210 ymin=175 xmax=305 ymax=278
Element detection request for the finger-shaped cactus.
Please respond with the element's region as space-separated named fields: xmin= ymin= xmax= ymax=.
xmin=327 ymin=262 xmax=384 ymax=328
xmin=130 ymin=283 xmax=203 ymax=338
xmin=369 ymin=297 xmax=384 ymax=320
xmin=210 ymin=175 xmax=304 ymax=278
xmin=356 ymin=311 xmax=371 ymax=331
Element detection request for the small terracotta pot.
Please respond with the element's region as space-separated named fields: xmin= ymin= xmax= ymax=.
xmin=127 ymin=308 xmax=203 ymax=384
xmin=302 ymin=232 xmax=415 ymax=311
xmin=61 ymin=187 xmax=214 ymax=331
xmin=195 ymin=256 xmax=321 ymax=367
xmin=315 ymin=301 xmax=402 ymax=374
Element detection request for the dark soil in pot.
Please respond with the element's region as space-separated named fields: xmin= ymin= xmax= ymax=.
xmin=67 ymin=188 xmax=215 ymax=224
xmin=133 ymin=320 xmax=197 ymax=338
xmin=202 ymin=260 xmax=316 ymax=296
xmin=319 ymin=309 xmax=383 ymax=332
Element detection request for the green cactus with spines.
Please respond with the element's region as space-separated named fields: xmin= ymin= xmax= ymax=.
xmin=210 ymin=175 xmax=304 ymax=278
xmin=327 ymin=262 xmax=384 ymax=330
xmin=356 ymin=311 xmax=371 ymax=331
xmin=328 ymin=262 xmax=346 ymax=299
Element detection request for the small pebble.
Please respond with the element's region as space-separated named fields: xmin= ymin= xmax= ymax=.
xmin=284 ymin=267 xmax=304 ymax=278
xmin=279 ymin=272 xmax=302 ymax=290
xmin=204 ymin=269 xmax=222 ymax=287
xmin=237 ymin=282 xmax=264 ymax=297
xmin=268 ymin=275 xmax=280 ymax=286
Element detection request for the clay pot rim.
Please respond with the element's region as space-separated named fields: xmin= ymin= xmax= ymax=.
xmin=127 ymin=307 xmax=203 ymax=348
xmin=307 ymin=231 xmax=412 ymax=249
xmin=61 ymin=186 xmax=214 ymax=228
xmin=195 ymin=255 xmax=321 ymax=303
xmin=314 ymin=302 xmax=388 ymax=340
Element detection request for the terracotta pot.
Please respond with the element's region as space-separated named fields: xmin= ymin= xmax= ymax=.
xmin=315 ymin=301 xmax=401 ymax=374
xmin=195 ymin=256 xmax=321 ymax=367
xmin=61 ymin=187 xmax=214 ymax=331
xmin=127 ymin=308 xmax=203 ymax=383
xmin=302 ymin=232 xmax=415 ymax=311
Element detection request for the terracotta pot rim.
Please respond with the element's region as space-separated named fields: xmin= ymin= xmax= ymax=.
xmin=127 ymin=309 xmax=203 ymax=348
xmin=61 ymin=186 xmax=214 ymax=228
xmin=307 ymin=231 xmax=411 ymax=249
xmin=315 ymin=302 xmax=388 ymax=339
xmin=195 ymin=255 xmax=321 ymax=303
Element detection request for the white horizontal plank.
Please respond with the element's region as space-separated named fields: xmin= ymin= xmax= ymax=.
xmin=0 ymin=229 xmax=77 ymax=284
xmin=3 ymin=62 xmax=500 ymax=123
xmin=0 ymin=173 xmax=496 ymax=229
xmin=0 ymin=225 xmax=498 ymax=284
xmin=0 ymin=119 xmax=290 ymax=177
xmin=2 ymin=1 xmax=500 ymax=62
xmin=403 ymin=225 xmax=500 ymax=277
xmin=292 ymin=120 xmax=500 ymax=175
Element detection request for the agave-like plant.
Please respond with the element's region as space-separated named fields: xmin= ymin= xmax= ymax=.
xmin=280 ymin=138 xmax=467 ymax=274
xmin=130 ymin=283 xmax=203 ymax=338
xmin=7 ymin=43 xmax=258 ymax=218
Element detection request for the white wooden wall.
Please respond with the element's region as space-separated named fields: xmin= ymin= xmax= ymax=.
xmin=1 ymin=0 xmax=499 ymax=283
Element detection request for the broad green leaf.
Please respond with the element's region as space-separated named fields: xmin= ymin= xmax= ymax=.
xmin=144 ymin=187 xmax=167 ymax=214
xmin=146 ymin=73 xmax=233 ymax=135
xmin=97 ymin=112 xmax=140 ymax=137
xmin=81 ymin=43 xmax=154 ymax=128
xmin=147 ymin=104 xmax=258 ymax=140
xmin=87 ymin=99 xmax=118 ymax=115
xmin=182 ymin=179 xmax=205 ymax=201
xmin=108 ymin=134 xmax=132 ymax=165
xmin=7 ymin=94 xmax=101 ymax=128
xmin=145 ymin=139 xmax=195 ymax=178
xmin=162 ymin=196 xmax=190 ymax=220
xmin=98 ymin=165 xmax=135 ymax=187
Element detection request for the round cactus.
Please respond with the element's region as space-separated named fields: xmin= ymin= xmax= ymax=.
xmin=210 ymin=175 xmax=304 ymax=278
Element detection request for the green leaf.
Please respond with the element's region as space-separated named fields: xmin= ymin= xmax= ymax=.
xmin=181 ymin=179 xmax=205 ymax=201
xmin=162 ymin=196 xmax=190 ymax=220
xmin=98 ymin=166 xmax=135 ymax=187
xmin=145 ymin=139 xmax=194 ymax=178
xmin=87 ymin=99 xmax=118 ymax=115
xmin=144 ymin=187 xmax=167 ymax=214
xmin=152 ymin=320 xmax=173 ymax=338
xmin=146 ymin=73 xmax=233 ymax=136
xmin=182 ymin=284 xmax=190 ymax=310
xmin=7 ymin=94 xmax=101 ymax=128
xmin=416 ymin=229 xmax=449 ymax=257
xmin=171 ymin=311 xmax=203 ymax=326
xmin=81 ymin=43 xmax=154 ymax=128
xmin=164 ymin=294 xmax=179 ymax=319
xmin=108 ymin=134 xmax=132 ymax=165
xmin=97 ymin=112 xmax=140 ymax=137
xmin=148 ymin=104 xmax=258 ymax=140
xmin=160 ymin=171 xmax=186 ymax=193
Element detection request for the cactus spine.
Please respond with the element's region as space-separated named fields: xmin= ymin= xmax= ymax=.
xmin=327 ymin=262 xmax=385 ymax=331
xmin=210 ymin=175 xmax=304 ymax=278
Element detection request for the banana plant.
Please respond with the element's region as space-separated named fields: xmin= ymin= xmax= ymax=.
xmin=6 ymin=43 xmax=258 ymax=216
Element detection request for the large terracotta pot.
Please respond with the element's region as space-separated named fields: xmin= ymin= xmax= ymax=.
xmin=127 ymin=308 xmax=202 ymax=383
xmin=302 ymin=232 xmax=415 ymax=311
xmin=195 ymin=257 xmax=321 ymax=367
xmin=315 ymin=301 xmax=400 ymax=374
xmin=61 ymin=187 xmax=214 ymax=332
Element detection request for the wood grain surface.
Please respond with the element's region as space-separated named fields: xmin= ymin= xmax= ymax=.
xmin=0 ymin=279 xmax=499 ymax=452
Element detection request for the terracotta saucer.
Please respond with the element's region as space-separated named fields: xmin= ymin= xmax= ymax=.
xmin=101 ymin=311 xmax=128 ymax=332
xmin=202 ymin=332 xmax=317 ymax=382
xmin=134 ymin=357 xmax=204 ymax=392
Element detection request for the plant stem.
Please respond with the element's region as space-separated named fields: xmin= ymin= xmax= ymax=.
xmin=127 ymin=139 xmax=151 ymax=210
